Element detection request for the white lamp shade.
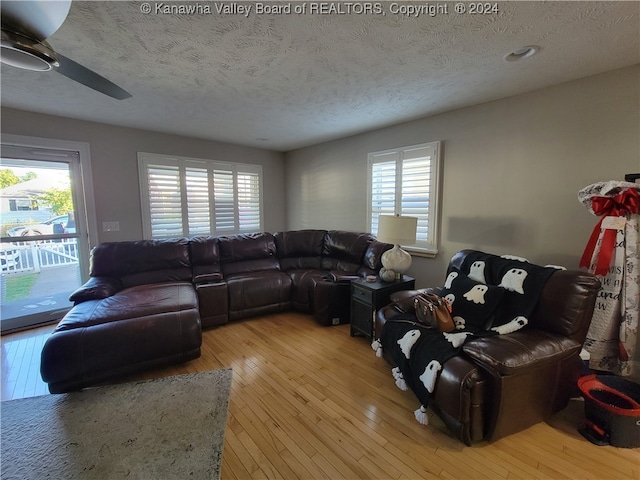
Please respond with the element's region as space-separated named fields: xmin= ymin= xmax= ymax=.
xmin=376 ymin=215 xmax=417 ymax=246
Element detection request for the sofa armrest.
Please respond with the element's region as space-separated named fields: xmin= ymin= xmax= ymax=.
xmin=462 ymin=329 xmax=582 ymax=376
xmin=326 ymin=270 xmax=361 ymax=282
xmin=461 ymin=329 xmax=583 ymax=440
xmin=195 ymin=282 xmax=228 ymax=328
xmin=389 ymin=287 xmax=442 ymax=312
xmin=69 ymin=276 xmax=122 ymax=303
xmin=313 ymin=279 xmax=352 ymax=326
xmin=374 ymin=287 xmax=443 ymax=338
xmin=193 ymin=273 xmax=224 ymax=285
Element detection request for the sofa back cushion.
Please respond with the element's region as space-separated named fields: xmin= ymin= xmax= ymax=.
xmin=321 ymin=230 xmax=374 ymax=272
xmin=275 ymin=230 xmax=326 ymax=270
xmin=189 ymin=236 xmax=222 ymax=283
xmin=90 ymin=238 xmax=192 ymax=288
xmin=218 ymin=232 xmax=280 ymax=276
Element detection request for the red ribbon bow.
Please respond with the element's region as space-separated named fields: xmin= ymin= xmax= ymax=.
xmin=579 ymin=188 xmax=640 ymax=275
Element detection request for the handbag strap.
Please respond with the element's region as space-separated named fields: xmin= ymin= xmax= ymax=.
xmin=387 ymin=317 xmax=436 ymax=330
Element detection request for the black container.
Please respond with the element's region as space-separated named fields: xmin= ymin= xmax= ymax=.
xmin=578 ymin=374 xmax=640 ymax=448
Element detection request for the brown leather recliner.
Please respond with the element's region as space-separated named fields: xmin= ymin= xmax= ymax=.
xmin=375 ymin=250 xmax=601 ymax=444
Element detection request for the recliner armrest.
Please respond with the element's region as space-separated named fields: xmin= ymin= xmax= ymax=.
xmin=461 ymin=328 xmax=584 ymax=441
xmin=195 ymin=281 xmax=228 ymax=327
xmin=193 ymin=273 xmax=224 ymax=285
xmin=462 ymin=329 xmax=582 ymax=376
xmin=69 ymin=276 xmax=122 ymax=303
xmin=389 ymin=287 xmax=442 ymax=312
xmin=326 ymin=270 xmax=361 ymax=282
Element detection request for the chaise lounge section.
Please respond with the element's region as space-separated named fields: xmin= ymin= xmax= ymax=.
xmin=40 ymin=230 xmax=391 ymax=393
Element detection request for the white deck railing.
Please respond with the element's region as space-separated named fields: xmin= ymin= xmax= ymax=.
xmin=1 ymin=239 xmax=79 ymax=274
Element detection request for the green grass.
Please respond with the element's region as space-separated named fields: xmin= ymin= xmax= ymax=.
xmin=4 ymin=273 xmax=38 ymax=302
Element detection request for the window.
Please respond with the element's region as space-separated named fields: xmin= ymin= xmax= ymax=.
xmin=138 ymin=152 xmax=263 ymax=239
xmin=9 ymin=199 xmax=38 ymax=211
xmin=367 ymin=141 xmax=441 ymax=255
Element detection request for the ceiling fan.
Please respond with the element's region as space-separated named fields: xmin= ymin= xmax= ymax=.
xmin=1 ymin=0 xmax=131 ymax=100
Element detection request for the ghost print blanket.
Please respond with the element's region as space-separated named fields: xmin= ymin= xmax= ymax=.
xmin=375 ymin=251 xmax=560 ymax=425
xmin=379 ymin=315 xmax=463 ymax=415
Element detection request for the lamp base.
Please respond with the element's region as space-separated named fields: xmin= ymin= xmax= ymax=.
xmin=381 ymin=244 xmax=412 ymax=280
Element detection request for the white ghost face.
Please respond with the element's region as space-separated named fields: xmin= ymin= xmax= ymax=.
xmin=463 ymin=284 xmax=489 ymax=304
xmin=397 ymin=329 xmax=421 ymax=359
xmin=444 ymin=293 xmax=455 ymax=307
xmin=491 ymin=316 xmax=528 ymax=335
xmin=444 ymin=271 xmax=458 ymax=289
xmin=498 ymin=268 xmax=528 ymax=294
xmin=468 ymin=261 xmax=486 ymax=284
xmin=443 ymin=331 xmax=472 ymax=348
xmin=501 ymin=255 xmax=528 ymax=263
xmin=419 ymin=360 xmax=442 ymax=393
xmin=453 ymin=316 xmax=466 ymax=330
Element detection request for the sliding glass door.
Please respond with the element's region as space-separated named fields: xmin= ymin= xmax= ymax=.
xmin=1 ymin=145 xmax=90 ymax=332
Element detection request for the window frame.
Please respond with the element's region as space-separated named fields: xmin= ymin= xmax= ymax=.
xmin=367 ymin=141 xmax=441 ymax=256
xmin=138 ymin=152 xmax=263 ymax=239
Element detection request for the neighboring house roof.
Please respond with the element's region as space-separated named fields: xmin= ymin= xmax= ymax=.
xmin=0 ymin=177 xmax=67 ymax=198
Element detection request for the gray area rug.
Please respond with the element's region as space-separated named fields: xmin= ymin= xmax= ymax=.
xmin=1 ymin=368 xmax=232 ymax=480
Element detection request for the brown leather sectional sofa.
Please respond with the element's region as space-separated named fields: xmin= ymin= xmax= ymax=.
xmin=40 ymin=230 xmax=391 ymax=393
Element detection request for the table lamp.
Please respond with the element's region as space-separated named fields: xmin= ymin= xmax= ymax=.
xmin=376 ymin=214 xmax=418 ymax=281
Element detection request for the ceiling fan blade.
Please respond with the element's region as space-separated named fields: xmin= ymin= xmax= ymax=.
xmin=56 ymin=54 xmax=131 ymax=100
xmin=0 ymin=0 xmax=71 ymax=41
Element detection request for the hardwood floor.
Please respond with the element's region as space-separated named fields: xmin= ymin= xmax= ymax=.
xmin=1 ymin=324 xmax=52 ymax=400
xmin=3 ymin=313 xmax=639 ymax=479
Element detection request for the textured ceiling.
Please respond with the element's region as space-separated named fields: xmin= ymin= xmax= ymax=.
xmin=1 ymin=1 xmax=639 ymax=151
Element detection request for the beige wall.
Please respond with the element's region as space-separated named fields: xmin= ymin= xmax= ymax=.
xmin=1 ymin=109 xmax=287 ymax=244
xmin=285 ymin=65 xmax=640 ymax=287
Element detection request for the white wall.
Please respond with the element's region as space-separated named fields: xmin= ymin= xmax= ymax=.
xmin=1 ymin=110 xmax=287 ymax=244
xmin=285 ymin=65 xmax=640 ymax=287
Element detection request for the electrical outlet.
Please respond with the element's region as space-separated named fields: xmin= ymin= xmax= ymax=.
xmin=332 ymin=317 xmax=340 ymax=326
xmin=103 ymin=221 xmax=120 ymax=232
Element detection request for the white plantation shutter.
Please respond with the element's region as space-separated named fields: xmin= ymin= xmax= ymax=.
xmin=368 ymin=141 xmax=441 ymax=254
xmin=370 ymin=153 xmax=397 ymax=237
xmin=185 ymin=166 xmax=210 ymax=236
xmin=139 ymin=153 xmax=263 ymax=239
xmin=212 ymin=169 xmax=235 ymax=233
xmin=401 ymin=148 xmax=432 ymax=247
xmin=237 ymin=171 xmax=261 ymax=231
xmin=147 ymin=163 xmax=183 ymax=238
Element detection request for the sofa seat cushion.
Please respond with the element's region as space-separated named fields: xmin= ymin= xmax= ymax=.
xmin=462 ymin=329 xmax=582 ymax=376
xmin=58 ymin=282 xmax=198 ymax=329
xmin=40 ymin=282 xmax=201 ymax=393
xmin=226 ymin=270 xmax=292 ymax=315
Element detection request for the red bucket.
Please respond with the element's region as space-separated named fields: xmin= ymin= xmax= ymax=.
xmin=577 ymin=374 xmax=640 ymax=448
